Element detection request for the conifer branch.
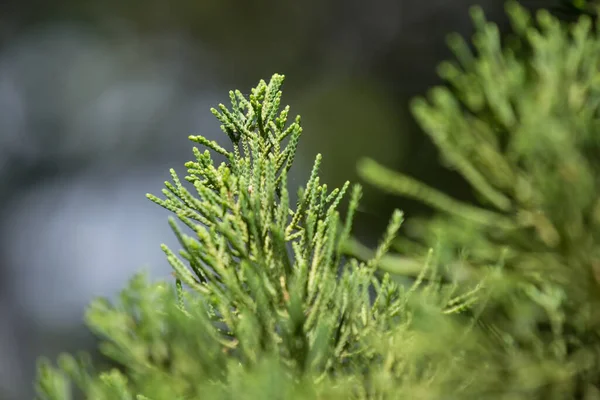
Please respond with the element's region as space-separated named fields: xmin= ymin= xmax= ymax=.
xmin=359 ymin=3 xmax=600 ymax=397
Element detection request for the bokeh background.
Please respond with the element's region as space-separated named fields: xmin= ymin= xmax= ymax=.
xmin=0 ymin=1 xmax=556 ymax=398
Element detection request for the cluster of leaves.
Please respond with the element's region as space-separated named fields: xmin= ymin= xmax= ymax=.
xmin=34 ymin=76 xmax=484 ymax=399
xmin=34 ymin=2 xmax=600 ymax=399
xmin=361 ymin=1 xmax=600 ymax=397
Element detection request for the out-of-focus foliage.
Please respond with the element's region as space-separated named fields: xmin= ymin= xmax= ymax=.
xmin=553 ymin=0 xmax=600 ymax=20
xmin=361 ymin=1 xmax=600 ymax=398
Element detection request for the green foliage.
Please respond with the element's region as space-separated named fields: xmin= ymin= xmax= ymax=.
xmin=35 ymin=75 xmax=484 ymax=399
xmin=554 ymin=0 xmax=600 ymax=20
xmin=360 ymin=1 xmax=600 ymax=398
xmin=35 ymin=2 xmax=600 ymax=399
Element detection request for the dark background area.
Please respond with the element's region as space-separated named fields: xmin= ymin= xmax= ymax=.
xmin=0 ymin=1 xmax=556 ymax=398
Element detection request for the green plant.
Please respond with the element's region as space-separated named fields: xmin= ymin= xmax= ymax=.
xmin=34 ymin=2 xmax=600 ymax=399
xmin=35 ymin=75 xmax=484 ymax=400
xmin=554 ymin=0 xmax=600 ymax=19
xmin=360 ymin=1 xmax=600 ymax=398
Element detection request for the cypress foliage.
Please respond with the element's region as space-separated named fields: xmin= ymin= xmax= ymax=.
xmin=360 ymin=1 xmax=600 ymax=398
xmin=34 ymin=75 xmax=479 ymax=399
xmin=34 ymin=2 xmax=600 ymax=399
